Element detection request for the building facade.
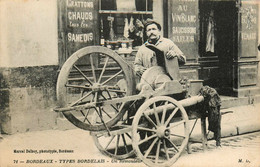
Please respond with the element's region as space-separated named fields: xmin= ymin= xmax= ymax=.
xmin=0 ymin=0 xmax=259 ymax=134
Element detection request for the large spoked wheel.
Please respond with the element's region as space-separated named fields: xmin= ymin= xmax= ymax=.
xmin=57 ymin=46 xmax=135 ymax=131
xmin=132 ymin=96 xmax=189 ymax=167
xmin=91 ymin=109 xmax=135 ymax=159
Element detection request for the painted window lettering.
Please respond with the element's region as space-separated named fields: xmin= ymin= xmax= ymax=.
xmin=68 ymin=33 xmax=93 ymax=42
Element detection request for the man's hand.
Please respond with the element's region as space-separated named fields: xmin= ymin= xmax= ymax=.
xmin=139 ymin=67 xmax=147 ymax=75
xmin=166 ymin=50 xmax=178 ymax=59
xmin=136 ymin=66 xmax=147 ymax=76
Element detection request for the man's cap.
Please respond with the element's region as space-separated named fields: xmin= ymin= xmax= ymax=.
xmin=144 ymin=19 xmax=161 ymax=31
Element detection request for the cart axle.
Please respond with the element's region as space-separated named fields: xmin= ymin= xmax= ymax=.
xmin=156 ymin=126 xmax=170 ymax=138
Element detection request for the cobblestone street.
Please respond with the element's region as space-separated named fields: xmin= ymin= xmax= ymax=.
xmin=175 ymin=131 xmax=260 ymax=167
xmin=0 ymin=129 xmax=260 ymax=167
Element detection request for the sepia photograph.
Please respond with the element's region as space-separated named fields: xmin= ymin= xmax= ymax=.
xmin=0 ymin=0 xmax=260 ymax=166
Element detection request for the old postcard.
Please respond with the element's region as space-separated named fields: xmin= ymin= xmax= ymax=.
xmin=0 ymin=0 xmax=260 ymax=166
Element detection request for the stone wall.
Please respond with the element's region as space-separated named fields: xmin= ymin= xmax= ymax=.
xmin=0 ymin=66 xmax=59 ymax=134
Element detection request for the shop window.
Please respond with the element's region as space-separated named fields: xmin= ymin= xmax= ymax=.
xmin=99 ymin=0 xmax=153 ymax=54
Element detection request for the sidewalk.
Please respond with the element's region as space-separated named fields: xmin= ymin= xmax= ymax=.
xmin=189 ymin=102 xmax=260 ymax=142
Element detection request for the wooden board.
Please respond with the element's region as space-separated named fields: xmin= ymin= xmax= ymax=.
xmin=240 ymin=2 xmax=258 ymax=58
xmin=167 ymin=0 xmax=199 ymax=60
xmin=58 ymin=0 xmax=99 ymax=66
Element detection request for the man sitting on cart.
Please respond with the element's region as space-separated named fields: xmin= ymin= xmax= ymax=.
xmin=134 ymin=19 xmax=186 ymax=76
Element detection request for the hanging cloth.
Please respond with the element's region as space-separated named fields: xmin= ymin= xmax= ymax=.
xmin=108 ymin=16 xmax=115 ymax=41
xmin=123 ymin=18 xmax=129 ymax=39
xmin=206 ymin=10 xmax=215 ymax=53
xmin=135 ymin=18 xmax=144 ymax=44
xmin=129 ymin=16 xmax=135 ymax=33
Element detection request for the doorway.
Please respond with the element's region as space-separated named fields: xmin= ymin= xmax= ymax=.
xmin=199 ymin=0 xmax=238 ymax=95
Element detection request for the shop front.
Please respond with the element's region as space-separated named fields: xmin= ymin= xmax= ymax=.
xmin=58 ymin=0 xmax=260 ymax=97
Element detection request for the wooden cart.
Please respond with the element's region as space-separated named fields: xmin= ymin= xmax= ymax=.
xmin=54 ymin=46 xmax=209 ymax=167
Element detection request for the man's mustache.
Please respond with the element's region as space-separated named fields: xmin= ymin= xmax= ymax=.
xmin=149 ymin=33 xmax=156 ymax=37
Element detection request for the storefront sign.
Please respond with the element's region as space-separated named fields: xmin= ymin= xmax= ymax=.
xmin=168 ymin=0 xmax=199 ymax=60
xmin=240 ymin=2 xmax=258 ymax=58
xmin=65 ymin=0 xmax=99 ymax=56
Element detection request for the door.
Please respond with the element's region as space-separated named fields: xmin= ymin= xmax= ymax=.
xmin=199 ymin=0 xmax=238 ymax=94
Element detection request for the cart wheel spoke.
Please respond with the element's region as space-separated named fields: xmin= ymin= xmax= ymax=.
xmin=143 ymin=113 xmax=157 ymax=128
xmin=98 ymin=56 xmax=109 ymax=83
xmin=101 ymin=70 xmax=123 ymax=85
xmin=73 ymin=65 xmax=93 ymax=85
xmin=164 ymin=107 xmax=179 ymax=126
xmin=100 ymin=93 xmax=119 ymax=113
xmin=165 ymin=138 xmax=179 ymax=152
xmin=121 ymin=134 xmax=129 ymax=153
xmin=94 ymin=92 xmax=98 ymax=103
xmin=104 ymin=91 xmax=121 ymax=113
xmin=170 ymin=134 xmax=186 ymax=138
xmin=79 ymin=110 xmax=85 ymax=117
xmin=101 ymin=108 xmax=112 ymax=119
xmin=163 ymin=139 xmax=170 ymax=160
xmin=125 ymin=132 xmax=132 ymax=139
xmin=114 ymin=135 xmax=120 ymax=155
xmin=107 ymin=89 xmax=126 ymax=94
xmin=105 ymin=91 xmax=113 ymax=99
xmin=137 ymin=127 xmax=156 ymax=132
xmin=138 ymin=134 xmax=157 ymax=145
xmin=111 ymin=105 xmax=120 ymax=113
xmin=144 ymin=137 xmax=159 ymax=158
xmin=105 ymin=91 xmax=112 ymax=100
xmin=168 ymin=120 xmax=186 ymax=129
xmin=105 ymin=135 xmax=116 ymax=150
xmin=80 ymin=110 xmax=91 ymax=125
xmin=90 ymin=54 xmax=97 ymax=83
xmin=83 ymin=118 xmax=91 ymax=124
xmin=65 ymin=84 xmax=90 ymax=89
xmin=155 ymin=140 xmax=161 ymax=164
xmin=94 ymin=107 xmax=109 ymax=131
xmin=69 ymin=91 xmax=92 ymax=107
xmin=161 ymin=101 xmax=168 ymax=124
xmin=153 ymin=103 xmax=161 ymax=126
xmin=82 ymin=109 xmax=91 ymax=124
